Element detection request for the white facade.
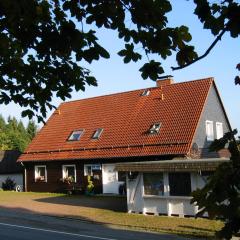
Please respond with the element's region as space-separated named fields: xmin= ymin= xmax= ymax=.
xmin=102 ymin=164 xmax=124 ymax=194
xmin=127 ymin=172 xmax=207 ymax=217
xmin=0 ymin=173 xmax=23 ymax=191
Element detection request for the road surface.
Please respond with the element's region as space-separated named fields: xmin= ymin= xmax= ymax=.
xmin=0 ymin=208 xmax=196 ymax=240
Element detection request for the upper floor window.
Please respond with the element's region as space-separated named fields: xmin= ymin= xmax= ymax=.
xmin=149 ymin=123 xmax=161 ymax=134
xmin=206 ymin=120 xmax=214 ymax=141
xmin=35 ymin=165 xmax=47 ymax=182
xmin=216 ymin=122 xmax=223 ymax=139
xmin=141 ymin=89 xmax=150 ymax=96
xmin=92 ymin=128 xmax=103 ymax=139
xmin=68 ymin=130 xmax=84 ymax=141
xmin=62 ymin=165 xmax=76 ymax=182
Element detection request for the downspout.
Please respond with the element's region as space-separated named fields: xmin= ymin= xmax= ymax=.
xmin=20 ymin=161 xmax=27 ymax=192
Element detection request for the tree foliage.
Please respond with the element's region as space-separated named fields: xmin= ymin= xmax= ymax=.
xmin=0 ymin=115 xmax=38 ymax=152
xmin=192 ymin=130 xmax=240 ymax=239
xmin=0 ymin=0 xmax=239 ymax=121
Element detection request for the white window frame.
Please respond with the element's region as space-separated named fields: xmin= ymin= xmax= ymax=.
xmin=68 ymin=129 xmax=84 ymax=141
xmin=141 ymin=89 xmax=150 ymax=96
xmin=92 ymin=128 xmax=103 ymax=139
xmin=216 ymin=122 xmax=223 ymax=139
xmin=84 ymin=164 xmax=101 ymax=176
xmin=143 ymin=172 xmax=164 ymax=196
xmin=206 ymin=120 xmax=214 ymax=141
xmin=34 ymin=165 xmax=47 ymax=182
xmin=62 ymin=164 xmax=76 ymax=182
xmin=149 ymin=122 xmax=161 ymax=134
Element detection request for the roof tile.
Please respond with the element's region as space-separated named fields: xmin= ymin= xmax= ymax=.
xmin=19 ymin=78 xmax=213 ymax=162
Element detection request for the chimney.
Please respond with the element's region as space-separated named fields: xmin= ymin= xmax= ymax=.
xmin=156 ymin=75 xmax=174 ymax=87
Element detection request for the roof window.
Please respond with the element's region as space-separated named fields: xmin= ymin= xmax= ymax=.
xmin=141 ymin=89 xmax=150 ymax=96
xmin=68 ymin=130 xmax=84 ymax=141
xmin=92 ymin=128 xmax=103 ymax=139
xmin=149 ymin=123 xmax=161 ymax=134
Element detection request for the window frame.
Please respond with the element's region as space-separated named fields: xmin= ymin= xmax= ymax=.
xmin=206 ymin=120 xmax=214 ymax=141
xmin=92 ymin=128 xmax=103 ymax=140
xmin=216 ymin=122 xmax=223 ymax=139
xmin=62 ymin=164 xmax=76 ymax=182
xmin=84 ymin=164 xmax=101 ymax=176
xmin=34 ymin=165 xmax=47 ymax=182
xmin=141 ymin=89 xmax=150 ymax=96
xmin=143 ymin=173 xmax=164 ymax=196
xmin=168 ymin=172 xmax=192 ymax=197
xmin=149 ymin=122 xmax=161 ymax=134
xmin=67 ymin=129 xmax=84 ymax=141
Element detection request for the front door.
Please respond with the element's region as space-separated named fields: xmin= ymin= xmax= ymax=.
xmin=102 ymin=164 xmax=122 ymax=194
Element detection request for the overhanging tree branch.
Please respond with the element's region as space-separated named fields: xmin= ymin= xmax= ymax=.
xmin=171 ymin=23 xmax=229 ymax=71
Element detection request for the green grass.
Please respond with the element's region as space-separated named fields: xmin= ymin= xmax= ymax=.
xmin=0 ymin=191 xmax=223 ymax=238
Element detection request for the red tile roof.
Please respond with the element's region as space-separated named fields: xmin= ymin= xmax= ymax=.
xmin=19 ymin=78 xmax=214 ymax=162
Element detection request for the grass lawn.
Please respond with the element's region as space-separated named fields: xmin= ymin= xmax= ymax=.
xmin=0 ymin=191 xmax=223 ymax=238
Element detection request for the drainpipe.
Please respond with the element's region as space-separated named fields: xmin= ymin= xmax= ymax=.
xmin=20 ymin=161 xmax=27 ymax=192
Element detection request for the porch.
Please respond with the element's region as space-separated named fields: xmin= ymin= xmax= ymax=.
xmin=115 ymin=158 xmax=229 ymax=217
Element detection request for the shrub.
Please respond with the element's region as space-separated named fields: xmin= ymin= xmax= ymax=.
xmin=2 ymin=177 xmax=16 ymax=190
xmin=86 ymin=176 xmax=94 ymax=194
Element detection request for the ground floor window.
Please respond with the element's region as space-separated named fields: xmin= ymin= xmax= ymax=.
xmin=62 ymin=165 xmax=76 ymax=182
xmin=117 ymin=171 xmax=126 ymax=182
xmin=34 ymin=165 xmax=47 ymax=182
xmin=143 ymin=173 xmax=164 ymax=196
xmin=168 ymin=172 xmax=191 ymax=196
xmin=84 ymin=164 xmax=101 ymax=177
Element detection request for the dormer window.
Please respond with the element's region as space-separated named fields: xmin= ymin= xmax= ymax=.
xmin=92 ymin=128 xmax=103 ymax=139
xmin=141 ymin=89 xmax=150 ymax=96
xmin=68 ymin=130 xmax=84 ymax=141
xmin=149 ymin=123 xmax=161 ymax=134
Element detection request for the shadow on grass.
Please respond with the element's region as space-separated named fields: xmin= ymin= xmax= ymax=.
xmin=34 ymin=195 xmax=127 ymax=212
xmin=179 ymin=225 xmax=216 ymax=233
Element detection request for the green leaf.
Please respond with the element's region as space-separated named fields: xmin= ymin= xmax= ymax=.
xmin=139 ymin=60 xmax=164 ymax=80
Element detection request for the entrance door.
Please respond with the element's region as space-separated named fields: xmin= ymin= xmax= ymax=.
xmin=102 ymin=164 xmax=122 ymax=194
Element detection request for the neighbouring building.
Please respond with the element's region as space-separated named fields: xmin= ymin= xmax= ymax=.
xmin=0 ymin=150 xmax=23 ymax=190
xmin=19 ymin=77 xmax=231 ymax=203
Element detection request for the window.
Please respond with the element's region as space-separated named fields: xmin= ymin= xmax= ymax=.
xmin=68 ymin=130 xmax=84 ymax=141
xmin=200 ymin=171 xmax=213 ymax=184
xmin=168 ymin=172 xmax=191 ymax=196
xmin=84 ymin=164 xmax=101 ymax=176
xmin=117 ymin=172 xmax=126 ymax=182
xmin=35 ymin=165 xmax=47 ymax=182
xmin=206 ymin=120 xmax=214 ymax=141
xmin=149 ymin=123 xmax=161 ymax=134
xmin=143 ymin=173 xmax=164 ymax=196
xmin=62 ymin=165 xmax=76 ymax=182
xmin=216 ymin=122 xmax=223 ymax=139
xmin=92 ymin=128 xmax=103 ymax=139
xmin=141 ymin=89 xmax=150 ymax=96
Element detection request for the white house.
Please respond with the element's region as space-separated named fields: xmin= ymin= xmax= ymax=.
xmin=0 ymin=150 xmax=23 ymax=191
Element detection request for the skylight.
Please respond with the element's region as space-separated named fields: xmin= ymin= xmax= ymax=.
xmin=149 ymin=123 xmax=161 ymax=134
xmin=92 ymin=128 xmax=103 ymax=139
xmin=141 ymin=89 xmax=150 ymax=96
xmin=68 ymin=130 xmax=84 ymax=141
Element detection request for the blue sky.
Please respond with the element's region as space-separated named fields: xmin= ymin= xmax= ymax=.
xmin=1 ymin=1 xmax=240 ymax=134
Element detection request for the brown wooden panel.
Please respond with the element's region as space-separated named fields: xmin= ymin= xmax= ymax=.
xmin=25 ymin=161 xmax=85 ymax=193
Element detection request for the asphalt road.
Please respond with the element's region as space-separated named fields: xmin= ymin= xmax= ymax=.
xmin=0 ymin=208 xmax=196 ymax=240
